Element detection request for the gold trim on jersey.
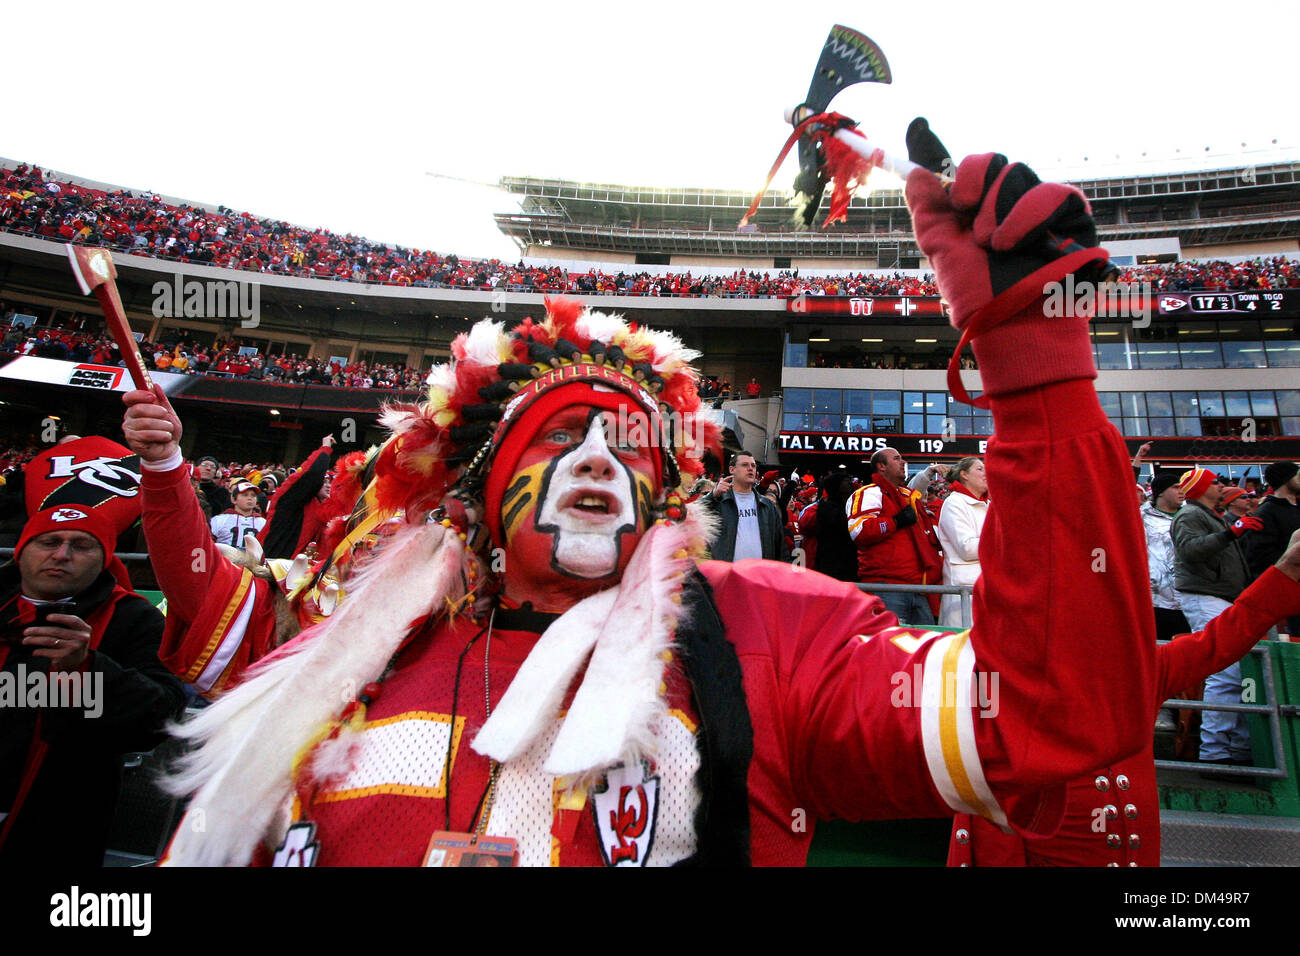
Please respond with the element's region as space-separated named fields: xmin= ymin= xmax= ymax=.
xmin=182 ymin=568 xmax=253 ymax=683
xmin=313 ymin=711 xmax=466 ymax=803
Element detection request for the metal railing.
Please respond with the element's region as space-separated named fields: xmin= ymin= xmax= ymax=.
xmin=856 ymin=581 xmax=974 ymax=629
xmin=1154 ymin=640 xmax=1291 ymax=781
xmin=845 ymin=590 xmax=1291 ymax=780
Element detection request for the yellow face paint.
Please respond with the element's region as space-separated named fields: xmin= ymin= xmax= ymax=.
xmin=501 ymin=460 xmax=550 ymax=543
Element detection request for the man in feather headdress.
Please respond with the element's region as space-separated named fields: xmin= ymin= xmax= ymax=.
xmin=120 ymin=140 xmax=1300 ymax=868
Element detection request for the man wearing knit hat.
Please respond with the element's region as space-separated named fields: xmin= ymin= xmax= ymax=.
xmin=1 ymin=506 xmax=184 ymax=865
xmin=1219 ymin=486 xmax=1254 ymax=520
xmin=1143 ymin=472 xmax=1187 ymax=732
xmin=1171 ymin=466 xmax=1262 ymax=766
xmin=1245 ymin=461 xmax=1300 ymax=635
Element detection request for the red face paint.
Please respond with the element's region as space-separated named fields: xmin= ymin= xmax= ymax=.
xmin=501 ymin=405 xmax=657 ymax=610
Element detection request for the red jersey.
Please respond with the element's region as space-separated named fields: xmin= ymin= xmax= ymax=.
xmin=163 ymin=379 xmax=1161 ymax=866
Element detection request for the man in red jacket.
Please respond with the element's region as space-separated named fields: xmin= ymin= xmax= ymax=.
xmin=846 ymin=446 xmax=943 ymax=624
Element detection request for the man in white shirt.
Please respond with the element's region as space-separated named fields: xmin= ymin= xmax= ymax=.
xmin=706 ymin=453 xmax=786 ymax=562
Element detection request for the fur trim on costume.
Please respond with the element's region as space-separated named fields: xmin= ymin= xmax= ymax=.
xmin=473 ymin=504 xmax=715 ymax=778
xmin=161 ymin=519 xmax=467 ymax=866
xmin=215 ymin=543 xmax=300 ymax=647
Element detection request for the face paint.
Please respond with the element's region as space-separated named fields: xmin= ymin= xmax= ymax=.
xmin=500 ymin=461 xmax=549 ymax=543
xmin=503 ymin=406 xmax=658 ymax=598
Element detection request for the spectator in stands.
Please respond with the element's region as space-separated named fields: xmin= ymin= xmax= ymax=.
xmin=812 ymin=471 xmax=858 ymax=583
xmin=746 ymin=378 xmax=761 ymax=399
xmin=846 ymin=448 xmax=943 ymax=625
xmin=1143 ymin=472 xmax=1188 ymax=732
xmin=1245 ymin=461 xmax=1300 ymax=636
xmin=936 ymin=457 xmax=989 ymax=628
xmin=1171 ymin=468 xmax=1261 ymax=767
xmin=256 ymin=474 xmax=278 ymax=515
xmin=258 ymin=435 xmax=336 ymax=560
xmin=1219 ymin=485 xmax=1253 ymax=519
xmin=0 ymin=505 xmax=184 ymax=866
xmin=210 ymin=479 xmax=266 ymax=551
xmin=703 ymin=452 xmax=787 ymax=562
xmin=195 ymin=456 xmax=230 ymax=516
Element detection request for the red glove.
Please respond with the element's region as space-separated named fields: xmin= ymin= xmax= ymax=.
xmin=904 ymin=120 xmax=1110 ymax=401
xmin=1231 ymin=516 xmax=1263 ymax=537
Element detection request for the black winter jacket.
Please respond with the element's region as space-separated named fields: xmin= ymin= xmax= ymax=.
xmin=703 ymin=490 xmax=789 ymax=563
xmin=0 ymin=565 xmax=185 ymax=866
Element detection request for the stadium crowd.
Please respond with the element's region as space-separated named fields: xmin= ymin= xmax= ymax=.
xmin=1 ymin=314 xmax=427 ymax=391
xmin=7 ymin=161 xmax=1298 ymax=299
xmin=1120 ymin=256 xmax=1300 ymax=292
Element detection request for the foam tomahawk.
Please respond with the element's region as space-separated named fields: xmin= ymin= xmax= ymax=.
xmin=739 ymin=26 xmax=1119 ymax=278
xmin=740 ymin=25 xmax=894 ymax=229
xmin=66 ymin=245 xmax=154 ymax=390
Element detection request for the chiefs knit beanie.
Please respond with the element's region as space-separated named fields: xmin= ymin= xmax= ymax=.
xmin=16 ymin=506 xmax=118 ymax=561
xmin=1219 ymin=486 xmax=1248 ymax=506
xmin=1177 ymin=467 xmax=1215 ymax=500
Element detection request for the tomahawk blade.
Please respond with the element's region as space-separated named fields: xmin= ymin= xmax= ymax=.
xmin=803 ymin=25 xmax=892 ymax=116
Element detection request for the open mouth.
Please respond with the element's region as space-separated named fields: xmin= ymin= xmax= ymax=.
xmin=560 ymin=489 xmax=620 ymax=518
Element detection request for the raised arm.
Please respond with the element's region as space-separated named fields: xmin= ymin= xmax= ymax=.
xmin=900 ymin=133 xmax=1156 ymax=826
xmin=123 ymin=386 xmax=279 ymax=693
xmin=259 ymin=436 xmax=334 ymax=559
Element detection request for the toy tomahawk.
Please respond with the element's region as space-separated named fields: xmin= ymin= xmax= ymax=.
xmin=66 ymin=245 xmax=154 ymax=390
xmin=740 ymin=25 xmax=1118 ymax=280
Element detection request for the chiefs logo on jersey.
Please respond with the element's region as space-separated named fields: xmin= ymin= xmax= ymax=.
xmin=591 ymin=760 xmax=660 ymax=867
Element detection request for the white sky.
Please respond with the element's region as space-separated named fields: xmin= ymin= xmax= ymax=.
xmin=7 ymin=0 xmax=1299 ymax=260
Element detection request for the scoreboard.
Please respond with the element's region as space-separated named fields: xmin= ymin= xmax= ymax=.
xmin=787 ymin=289 xmax=1300 ymax=318
xmin=778 ymin=432 xmax=987 ymax=456
xmin=776 ymin=431 xmax=1300 ymax=462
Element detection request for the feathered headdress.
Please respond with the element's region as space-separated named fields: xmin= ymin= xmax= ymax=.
xmin=373 ymin=297 xmax=718 ymax=521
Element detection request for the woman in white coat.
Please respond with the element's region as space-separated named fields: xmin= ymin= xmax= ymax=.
xmin=937 ymin=457 xmax=990 ymax=628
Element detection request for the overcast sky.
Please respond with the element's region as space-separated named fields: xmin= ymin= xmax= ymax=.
xmin=7 ymin=0 xmax=1298 ymax=259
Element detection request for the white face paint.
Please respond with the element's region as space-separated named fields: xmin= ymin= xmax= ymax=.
xmin=536 ymin=415 xmax=638 ymax=579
